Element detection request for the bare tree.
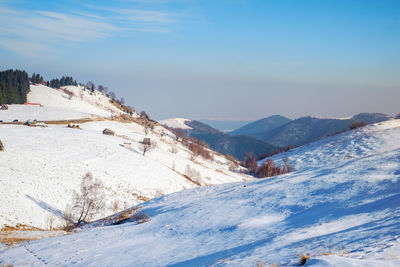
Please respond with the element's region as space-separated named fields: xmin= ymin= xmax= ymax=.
xmin=120 ymin=97 xmax=125 ymax=105
xmin=242 ymin=152 xmax=257 ymax=175
xmin=71 ymin=172 xmax=105 ymax=226
xmin=140 ymin=111 xmax=149 ymax=120
xmin=282 ymin=158 xmax=295 ymax=173
xmin=109 ymin=91 xmax=116 ymax=100
xmin=140 ymin=138 xmax=155 ymax=156
xmin=86 ymin=81 xmax=95 ymax=92
xmin=97 ymin=85 xmax=104 ymax=92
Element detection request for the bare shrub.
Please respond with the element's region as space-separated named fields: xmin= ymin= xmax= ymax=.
xmin=298 ymin=254 xmax=310 ymax=265
xmin=103 ymin=128 xmax=115 ymax=136
xmin=71 ymin=172 xmax=105 ymax=226
xmin=170 ymin=145 xmax=178 ymax=154
xmin=228 ymin=163 xmax=237 ymax=172
xmin=349 ymin=121 xmax=366 ymax=130
xmin=185 ymin=164 xmax=202 ymax=184
xmin=46 ymin=214 xmax=56 ymax=230
xmin=113 ymin=200 xmax=119 ymax=213
xmin=155 ymin=189 xmax=164 ymax=198
xmin=225 ymin=154 xmax=238 ymax=163
xmin=186 ymin=138 xmax=214 ymax=160
xmin=396 ymin=113 xmax=400 ymax=119
xmin=62 ymin=89 xmax=75 ymax=100
xmin=63 ymin=206 xmax=74 ymax=227
xmin=132 ymin=208 xmax=150 ymax=224
xmin=171 ymin=161 xmax=176 ymax=171
xmin=0 ymin=140 xmax=4 ymax=151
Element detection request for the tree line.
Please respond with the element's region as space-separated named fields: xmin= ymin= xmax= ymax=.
xmin=0 ymin=69 xmax=30 ymax=104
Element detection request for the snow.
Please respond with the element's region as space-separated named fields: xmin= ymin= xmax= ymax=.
xmin=1 ymin=119 xmax=400 ymax=266
xmin=159 ymin=118 xmax=193 ymax=130
xmin=0 ymin=84 xmax=249 ymax=230
xmin=0 ymin=121 xmax=248 ymax=229
xmin=0 ymin=84 xmax=123 ymax=122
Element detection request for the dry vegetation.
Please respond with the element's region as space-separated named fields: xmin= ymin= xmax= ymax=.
xmin=0 ymin=224 xmax=66 ymax=246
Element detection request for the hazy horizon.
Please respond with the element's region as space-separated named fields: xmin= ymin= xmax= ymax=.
xmin=1 ymin=0 xmax=399 ymax=121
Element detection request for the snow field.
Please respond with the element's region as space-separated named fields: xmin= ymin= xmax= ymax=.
xmin=1 ymin=120 xmax=400 ymax=266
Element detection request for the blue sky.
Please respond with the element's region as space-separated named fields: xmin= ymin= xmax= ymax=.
xmin=1 ymin=0 xmax=399 ymax=120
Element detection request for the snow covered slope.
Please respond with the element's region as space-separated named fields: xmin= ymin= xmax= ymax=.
xmin=1 ymin=120 xmax=399 ymax=266
xmin=0 ymin=84 xmax=249 ymax=229
xmin=0 ymin=121 xmax=248 ymax=229
xmin=0 ymin=84 xmax=123 ymax=121
xmin=159 ymin=118 xmax=193 ymax=130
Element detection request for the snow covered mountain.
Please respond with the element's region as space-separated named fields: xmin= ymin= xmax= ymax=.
xmin=0 ymin=84 xmax=250 ymax=229
xmin=1 ymin=118 xmax=400 ymax=266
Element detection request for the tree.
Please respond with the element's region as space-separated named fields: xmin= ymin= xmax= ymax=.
xmin=109 ymin=91 xmax=116 ymax=100
xmin=0 ymin=69 xmax=30 ymax=104
xmin=71 ymin=172 xmax=105 ymax=226
xmin=120 ymin=97 xmax=125 ymax=105
xmin=257 ymin=159 xmax=282 ymax=178
xmin=97 ymin=85 xmax=104 ymax=92
xmin=242 ymin=152 xmax=257 ymax=175
xmin=396 ymin=113 xmax=400 ymax=119
xmin=140 ymin=111 xmax=149 ymax=120
xmin=50 ymin=78 xmax=61 ymax=88
xmin=86 ymin=81 xmax=95 ymax=92
xmin=281 ymin=158 xmax=295 ymax=173
xmin=30 ymin=73 xmax=43 ymax=84
xmin=140 ymin=138 xmax=154 ymax=156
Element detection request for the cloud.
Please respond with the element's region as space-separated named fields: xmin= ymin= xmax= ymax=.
xmin=0 ymin=1 xmax=180 ymax=57
xmin=112 ymin=8 xmax=176 ymax=23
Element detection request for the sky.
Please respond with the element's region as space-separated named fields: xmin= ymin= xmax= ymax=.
xmin=0 ymin=0 xmax=399 ymax=121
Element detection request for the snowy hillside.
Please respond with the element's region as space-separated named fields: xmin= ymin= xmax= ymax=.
xmin=1 ymin=119 xmax=399 ymax=266
xmin=0 ymin=84 xmax=124 ymax=122
xmin=0 ymin=84 xmax=249 ymax=229
xmin=159 ymin=118 xmax=193 ymax=130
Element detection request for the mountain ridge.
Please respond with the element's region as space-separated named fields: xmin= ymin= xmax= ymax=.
xmin=160 ymin=118 xmax=277 ymax=160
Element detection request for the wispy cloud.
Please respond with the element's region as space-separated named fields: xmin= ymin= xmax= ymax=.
xmin=112 ymin=8 xmax=176 ymax=24
xmin=0 ymin=1 xmax=182 ymax=57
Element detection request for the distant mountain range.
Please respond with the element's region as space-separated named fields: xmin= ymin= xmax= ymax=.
xmin=160 ymin=119 xmax=277 ymax=160
xmin=233 ymin=113 xmax=393 ymax=147
xmin=160 ymin=113 xmax=393 ymax=159
xmin=198 ymin=119 xmax=252 ymax=132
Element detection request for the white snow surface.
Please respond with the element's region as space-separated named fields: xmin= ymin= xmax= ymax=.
xmin=1 ymin=119 xmax=400 ymax=266
xmin=0 ymin=84 xmax=248 ymax=229
xmin=159 ymin=118 xmax=193 ymax=130
xmin=0 ymin=84 xmax=123 ymax=121
xmin=0 ymin=121 xmax=247 ymax=229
